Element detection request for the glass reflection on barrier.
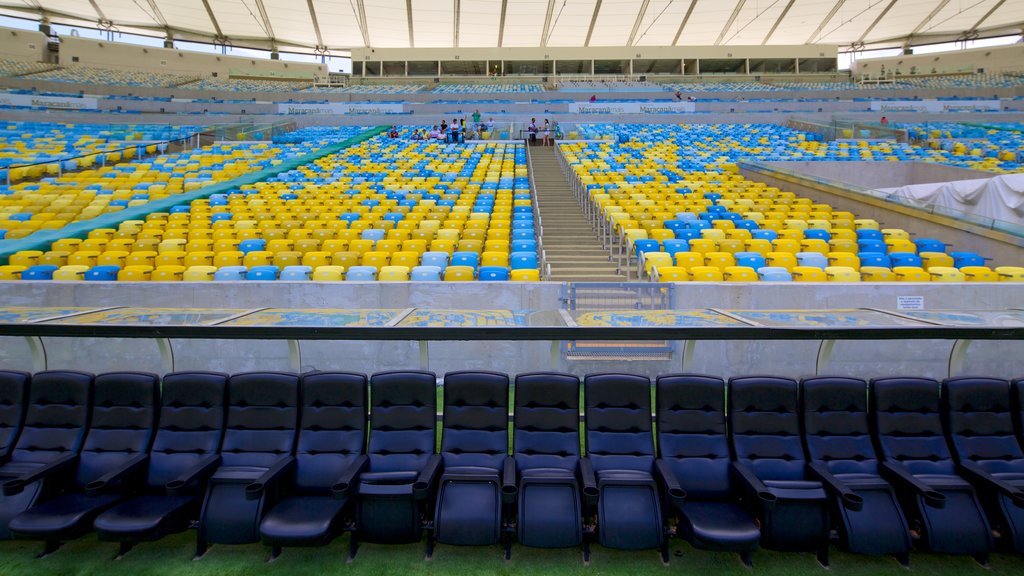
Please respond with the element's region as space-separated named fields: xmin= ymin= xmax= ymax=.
xmin=48 ymin=307 xmax=250 ymax=326
xmin=728 ymin=309 xmax=928 ymax=328
xmin=570 ymin=309 xmax=747 ymax=327
xmin=220 ymin=309 xmax=403 ymax=327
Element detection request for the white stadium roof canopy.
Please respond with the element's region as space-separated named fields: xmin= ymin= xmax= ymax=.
xmin=0 ymin=0 xmax=1021 ymax=55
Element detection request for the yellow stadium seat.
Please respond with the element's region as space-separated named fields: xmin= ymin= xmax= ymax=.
xmin=919 ymin=252 xmax=954 ymax=269
xmin=389 ymin=251 xmax=420 ymax=269
xmin=510 ymin=269 xmax=541 ymax=281
xmin=379 ymin=266 xmax=410 ymax=282
xmin=183 ymin=251 xmax=215 ymax=267
xmin=825 ymin=266 xmax=860 ymax=282
xmin=961 ymin=266 xmax=999 ymax=282
xmin=928 ymin=267 xmax=966 ymax=282
xmin=654 ymin=266 xmax=688 ymax=282
xmin=481 ymin=251 xmax=509 ymax=267
xmin=893 ymin=266 xmax=930 ymax=282
xmin=183 ymin=266 xmax=217 ymax=281
xmin=792 ymin=266 xmax=827 ymax=282
xmin=723 ymin=266 xmax=759 ymax=282
xmin=800 ymin=239 xmax=830 ymax=255
xmin=704 ymin=252 xmax=735 ymax=270
xmin=39 ymin=251 xmax=71 ymax=267
xmin=642 ymin=252 xmax=673 ymax=279
xmin=881 ymin=228 xmax=910 ymax=241
xmin=766 ymin=252 xmax=797 ymax=271
xmin=312 ymin=266 xmax=345 ymax=282
xmin=361 ymin=251 xmax=391 ymax=270
xmin=151 ymin=266 xmax=186 ymax=281
xmin=827 ymin=252 xmax=860 ymax=269
xmin=348 ymin=239 xmax=375 ymax=255
xmin=430 ymin=239 xmax=457 ymax=255
xmin=67 ymin=251 xmax=101 ymax=267
xmin=458 ymin=239 xmax=483 ymax=254
xmin=688 ymin=266 xmax=724 ymax=281
xmin=0 ymin=265 xmax=26 ymax=280
xmin=117 ymin=265 xmax=153 ymax=281
xmin=771 ymin=239 xmax=800 ymax=254
xmin=860 ymin=266 xmax=896 ymax=282
xmin=332 ymin=252 xmax=360 ymax=270
xmin=444 ymin=266 xmax=476 ymax=281
xmin=301 ymin=251 xmax=333 ymax=267
xmin=9 ymin=251 xmax=42 ymax=267
xmin=716 ymin=238 xmax=746 ymax=254
xmin=674 ymin=252 xmax=704 ymax=268
xmin=213 ymin=251 xmax=244 ymax=267
xmin=53 ymin=265 xmax=89 ymax=281
xmin=995 ymin=266 xmax=1024 ymax=282
xmin=688 ymin=239 xmax=718 ymax=254
xmin=97 ymin=251 xmax=129 ymax=267
xmin=744 ymin=239 xmax=772 ymax=256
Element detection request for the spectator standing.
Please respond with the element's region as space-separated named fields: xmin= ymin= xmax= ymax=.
xmin=542 ymin=119 xmax=551 ymax=146
xmin=528 ymin=118 xmax=538 ymax=145
xmin=472 ymin=109 xmax=481 ymax=125
xmin=880 ymin=116 xmax=889 ymax=127
xmin=589 ymin=94 xmax=597 ymax=103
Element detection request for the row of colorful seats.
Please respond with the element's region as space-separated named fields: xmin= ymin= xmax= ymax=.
xmin=0 ymin=59 xmax=58 ymax=77
xmin=28 ymin=65 xmax=195 ymax=87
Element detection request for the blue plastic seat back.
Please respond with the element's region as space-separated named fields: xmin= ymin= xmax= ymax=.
xmin=513 ymin=373 xmax=580 ymax=472
xmin=870 ymin=377 xmax=956 ymax=476
xmin=221 ymin=372 xmax=299 ymax=469
xmin=889 ymin=252 xmax=922 ymax=268
xmin=410 ymin=266 xmax=442 ymax=281
xmin=295 ymin=372 xmax=367 ymax=494
xmin=450 ymin=251 xmax=479 ymax=269
xmin=367 ymin=371 xmax=437 ymax=473
xmin=801 ymin=377 xmax=880 ymax=475
xmin=728 ymin=376 xmax=806 ymax=481
xmin=440 ymin=371 xmax=509 ymax=470
xmin=656 ymin=375 xmax=731 ymax=498
xmin=584 ymin=374 xmax=654 ymax=473
xmin=76 ymin=372 xmax=159 ymax=487
xmin=345 ymin=266 xmax=377 ymax=281
xmin=11 ymin=371 xmax=92 ymax=465
xmin=420 ymin=252 xmax=449 ymax=270
xmin=478 ymin=266 xmax=510 ymax=281
xmin=145 ymin=372 xmax=226 ymax=489
xmin=943 ymin=377 xmax=1024 ymax=474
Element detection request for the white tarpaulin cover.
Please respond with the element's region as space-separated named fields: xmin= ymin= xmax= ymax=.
xmin=877 ymin=174 xmax=1024 ymax=226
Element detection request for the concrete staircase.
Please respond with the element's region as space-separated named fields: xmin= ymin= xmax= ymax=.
xmin=530 ymin=145 xmax=626 ymax=282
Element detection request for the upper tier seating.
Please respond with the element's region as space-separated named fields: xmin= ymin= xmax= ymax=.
xmin=27 ymin=66 xmax=194 ymax=87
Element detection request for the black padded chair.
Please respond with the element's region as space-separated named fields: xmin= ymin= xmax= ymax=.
xmin=728 ymin=376 xmax=830 ymax=564
xmin=583 ymin=373 xmax=663 ymax=553
xmin=196 ymin=371 xmax=299 ymax=556
xmin=93 ymin=371 xmax=227 ymax=554
xmin=354 ymin=370 xmax=440 ymax=550
xmin=8 ymin=371 xmax=159 ymax=555
xmin=801 ymin=376 xmax=911 ymax=562
xmin=432 ymin=371 xmax=510 ymax=550
xmin=943 ymin=376 xmax=1024 ymax=553
xmin=1016 ymin=379 xmax=1024 ymax=444
xmin=0 ymin=371 xmax=30 ymax=463
xmin=507 ymin=372 xmax=593 ymax=553
xmin=870 ymin=377 xmax=992 ymax=561
xmin=260 ymin=371 xmax=368 ymax=558
xmin=655 ymin=374 xmax=759 ymax=565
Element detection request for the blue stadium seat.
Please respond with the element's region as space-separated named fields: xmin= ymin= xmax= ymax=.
xmin=214 ymin=266 xmax=247 ymax=281
xmin=478 ymin=266 xmax=510 ymax=281
xmin=246 ymin=266 xmax=280 ymax=280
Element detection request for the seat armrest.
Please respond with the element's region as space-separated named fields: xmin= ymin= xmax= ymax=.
xmin=166 ymin=454 xmax=221 ymax=496
xmin=579 ymin=457 xmax=598 ymax=505
xmin=730 ymin=461 xmax=776 ymax=508
xmin=331 ymin=455 xmax=368 ymax=499
xmin=958 ymin=460 xmax=1024 ymax=509
xmin=413 ymin=454 xmax=442 ymax=501
xmin=654 ymin=458 xmax=687 ymax=510
xmin=807 ymin=461 xmax=862 ymax=511
xmin=880 ymin=460 xmax=945 ymax=508
xmin=502 ymin=457 xmax=517 ymax=503
xmin=2 ymin=453 xmax=78 ymax=496
xmin=245 ymin=456 xmax=296 ymax=501
xmin=85 ymin=453 xmax=149 ymax=496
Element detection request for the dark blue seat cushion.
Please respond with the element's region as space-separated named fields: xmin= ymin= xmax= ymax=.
xmin=93 ymin=495 xmax=194 ymax=540
xmin=597 ymin=469 xmax=653 ymax=485
xmin=9 ymin=493 xmax=120 ymax=537
xmin=762 ymin=479 xmax=827 ymax=500
xmin=834 ymin=473 xmax=892 ymax=490
xmin=915 ymin=474 xmax=973 ymax=489
xmin=210 ymin=466 xmax=268 ymax=483
xmin=260 ymin=495 xmax=347 ymax=546
xmin=521 ymin=467 xmax=575 ymax=482
xmin=681 ymin=501 xmax=761 ymax=551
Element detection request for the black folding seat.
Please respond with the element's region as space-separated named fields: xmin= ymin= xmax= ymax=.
xmin=655 ymin=374 xmax=759 ymax=565
xmin=196 ymin=372 xmax=299 ymax=556
xmin=506 ymin=372 xmax=592 ymax=552
xmin=728 ymin=376 xmax=830 ymax=564
xmin=801 ymin=376 xmax=911 ymax=562
xmin=943 ymin=377 xmax=1024 ymax=553
xmin=432 ymin=370 xmax=509 ymax=550
xmin=0 ymin=371 xmax=30 ymax=463
xmin=93 ymin=371 xmax=227 ymax=553
xmin=354 ymin=370 xmax=439 ymax=549
xmin=8 ymin=372 xmax=158 ymax=555
xmin=583 ymin=373 xmax=663 ymax=552
xmin=871 ymin=377 xmax=992 ymax=561
xmin=260 ymin=371 xmax=367 ymax=557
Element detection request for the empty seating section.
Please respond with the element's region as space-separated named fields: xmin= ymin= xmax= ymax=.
xmin=563 ymin=124 xmax=1020 ymax=282
xmin=27 ymin=66 xmax=194 ymax=87
xmin=2 ymin=369 xmax=1022 ymax=563
xmin=0 ymin=59 xmax=58 ymax=77
xmin=430 ymin=84 xmax=544 ymax=94
xmin=184 ymin=78 xmax=313 ymax=92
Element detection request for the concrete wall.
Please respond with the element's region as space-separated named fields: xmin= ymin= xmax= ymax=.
xmin=0 ymin=282 xmax=1021 ymax=382
xmin=0 ymin=26 xmax=48 ymax=62
xmin=856 ymin=44 xmax=1024 ymax=77
xmin=761 ymin=161 xmax=993 ymax=189
xmin=57 ymin=35 xmax=326 ymax=79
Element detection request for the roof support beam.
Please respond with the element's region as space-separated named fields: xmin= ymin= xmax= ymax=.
xmin=406 ymin=0 xmax=414 ymax=47
xmin=966 ymin=0 xmax=1006 ymax=37
xmin=906 ymin=0 xmax=952 ymax=46
xmin=762 ymin=0 xmax=795 ymax=45
xmin=541 ymin=0 xmax=556 ymax=47
xmin=306 ymin=0 xmax=324 ymax=48
xmin=144 ymin=0 xmax=168 ymax=28
xmin=497 ymin=0 xmax=507 ymax=47
xmin=253 ymin=0 xmax=276 ymax=46
xmin=715 ymin=0 xmax=746 ymax=46
xmin=453 ymin=0 xmax=460 ymax=48
xmin=354 ymin=0 xmax=370 ymax=47
xmin=200 ymin=0 xmax=225 ymax=38
xmin=627 ymin=0 xmax=651 ymax=46
xmin=86 ymin=0 xmax=107 ymax=23
xmin=584 ymin=0 xmax=602 ymax=47
xmin=806 ymin=0 xmax=845 ymax=44
xmin=857 ymin=0 xmax=897 ymax=44
xmin=672 ymin=0 xmax=697 ymax=46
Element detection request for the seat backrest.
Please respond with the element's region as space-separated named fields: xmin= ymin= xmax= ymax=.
xmin=221 ymin=372 xmax=299 ymax=468
xmin=656 ymin=374 xmax=732 ymax=499
xmin=801 ymin=376 xmax=879 ymax=475
xmin=295 ymin=372 xmax=367 ymax=494
xmin=12 ymin=370 xmax=93 ymax=465
xmin=943 ymin=377 xmax=1024 ymax=474
xmin=728 ymin=376 xmax=806 ymax=481
xmin=76 ymin=372 xmax=159 ymax=487
xmin=1016 ymin=379 xmax=1024 ymax=442
xmin=367 ymin=371 xmax=436 ymax=473
xmin=0 ymin=371 xmax=30 ymax=459
xmin=870 ymin=377 xmax=954 ymax=475
xmin=146 ymin=371 xmax=227 ymax=489
xmin=513 ymin=372 xmax=580 ymax=472
xmin=584 ymin=373 xmax=653 ymax=473
xmin=440 ymin=371 xmax=509 ymax=470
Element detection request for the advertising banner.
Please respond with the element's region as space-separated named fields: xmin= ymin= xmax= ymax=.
xmin=0 ymin=93 xmax=98 ymax=109
xmin=870 ymin=100 xmax=1001 ymax=112
xmin=277 ymin=102 xmax=405 ymax=114
xmin=568 ymin=101 xmax=695 ymax=114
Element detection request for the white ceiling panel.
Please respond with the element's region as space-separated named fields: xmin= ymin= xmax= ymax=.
xmin=587 ymin=0 xmax=641 ymax=47
xmin=412 ymin=0 xmax=453 ymax=48
xmin=459 ymin=0 xmax=503 ymax=48
xmin=501 ymin=0 xmax=547 ymax=47
xmin=364 ymin=0 xmax=410 ymax=48
xmin=545 ymin=0 xmax=597 ymax=47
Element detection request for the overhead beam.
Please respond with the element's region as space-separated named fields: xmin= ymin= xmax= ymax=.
xmin=405 ymin=0 xmax=414 ymax=47
xmin=541 ymin=0 xmax=556 ymax=47
xmin=966 ymin=0 xmax=1006 ymax=36
xmin=715 ymin=0 xmax=746 ymax=46
xmin=454 ymin=0 xmax=460 ymax=48
xmin=806 ymin=0 xmax=846 ymax=44
xmin=306 ymin=0 xmax=324 ymax=48
xmin=762 ymin=0 xmax=796 ymax=45
xmin=253 ymin=0 xmax=276 ymax=45
xmin=907 ymin=0 xmax=952 ymax=45
xmin=857 ymin=0 xmax=898 ymax=44
xmin=200 ymin=0 xmax=224 ymax=38
xmin=144 ymin=0 xmax=168 ymax=28
xmin=627 ymin=0 xmax=651 ymax=46
xmin=497 ymin=0 xmax=508 ymax=47
xmin=672 ymin=0 xmax=697 ymax=46
xmin=86 ymin=0 xmax=107 ymax=22
xmin=585 ymin=0 xmax=602 ymax=47
xmin=354 ymin=0 xmax=370 ymax=47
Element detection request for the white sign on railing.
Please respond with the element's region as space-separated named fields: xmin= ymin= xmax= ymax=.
xmin=277 ymin=102 xmax=405 ymax=114
xmin=869 ymin=100 xmax=1000 ymax=112
xmin=568 ymin=101 xmax=695 ymax=114
xmin=0 ymin=93 xmax=98 ymax=110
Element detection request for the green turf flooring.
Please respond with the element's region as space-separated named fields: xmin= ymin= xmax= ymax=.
xmin=0 ymin=532 xmax=1022 ymax=576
